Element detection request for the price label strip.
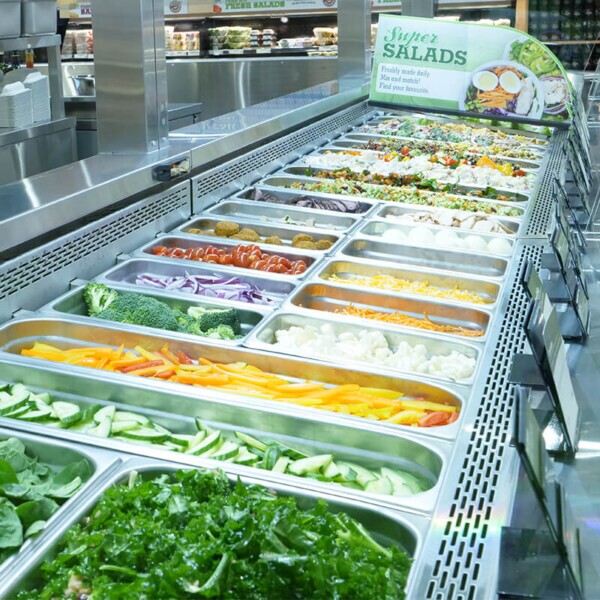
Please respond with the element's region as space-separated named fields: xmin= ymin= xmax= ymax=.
xmin=554 ymin=178 xmax=590 ymax=232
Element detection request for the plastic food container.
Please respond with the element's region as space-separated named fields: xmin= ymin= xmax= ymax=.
xmin=0 ymin=0 xmax=21 ymax=39
xmin=22 ymin=0 xmax=57 ymax=36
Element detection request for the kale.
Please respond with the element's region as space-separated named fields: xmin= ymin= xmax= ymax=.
xmin=18 ymin=469 xmax=411 ymax=599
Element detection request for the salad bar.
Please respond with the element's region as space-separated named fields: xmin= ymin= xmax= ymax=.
xmin=0 ymin=104 xmax=573 ymax=598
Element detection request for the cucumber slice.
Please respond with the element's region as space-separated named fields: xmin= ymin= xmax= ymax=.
xmin=167 ymin=434 xmax=193 ymax=448
xmin=262 ymin=446 xmax=282 ymax=470
xmin=340 ymin=462 xmax=376 ymax=487
xmin=336 ymin=463 xmax=358 ymax=483
xmin=272 ymin=456 xmax=291 ymax=474
xmin=288 ymin=454 xmax=333 ymax=476
xmin=8 ymin=384 xmax=30 ymax=399
xmin=93 ymin=405 xmax=116 ymax=424
xmin=120 ymin=427 xmax=169 ymax=443
xmin=110 ymin=420 xmax=140 ymax=434
xmin=271 ymin=441 xmax=308 ymax=461
xmin=364 ymin=476 xmax=393 ymax=496
xmin=17 ymin=408 xmax=53 ymax=422
xmin=186 ymin=431 xmax=206 ymax=450
xmin=5 ymin=403 xmax=39 ymax=418
xmin=87 ymin=418 xmax=112 ymax=438
xmin=114 ymin=411 xmax=150 ymax=425
xmin=234 ymin=432 xmax=267 ymax=452
xmin=322 ymin=461 xmax=341 ymax=480
xmin=381 ymin=468 xmax=423 ymax=496
xmin=186 ymin=431 xmax=222 ymax=455
xmin=51 ymin=402 xmax=82 ymax=425
xmin=234 ymin=449 xmax=260 ymax=466
xmin=0 ymin=389 xmax=30 ymax=416
xmin=194 ymin=418 xmax=214 ymax=434
xmin=32 ymin=392 xmax=51 ymax=404
xmin=210 ymin=441 xmax=240 ymax=461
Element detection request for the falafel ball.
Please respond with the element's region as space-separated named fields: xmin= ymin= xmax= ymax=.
xmin=292 ymin=233 xmax=313 ymax=246
xmin=315 ymin=239 xmax=333 ymax=250
xmin=237 ymin=228 xmax=261 ymax=241
xmin=294 ymin=240 xmax=318 ymax=250
xmin=215 ymin=221 xmax=240 ymax=237
xmin=264 ymin=235 xmax=283 ymax=245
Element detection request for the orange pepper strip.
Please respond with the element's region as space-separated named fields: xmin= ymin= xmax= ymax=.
xmin=126 ymin=366 xmax=161 ymax=377
xmin=160 ymin=345 xmax=180 ymax=365
xmin=109 ymin=357 xmax=147 ymax=370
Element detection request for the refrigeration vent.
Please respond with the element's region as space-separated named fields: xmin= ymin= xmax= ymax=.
xmin=425 ymin=244 xmax=543 ymax=600
xmin=525 ymin=131 xmax=568 ymax=237
xmin=0 ymin=185 xmax=189 ymax=302
xmin=195 ymin=102 xmax=372 ymax=199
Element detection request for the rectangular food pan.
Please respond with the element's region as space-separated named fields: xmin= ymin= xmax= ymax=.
xmin=326 ymin=134 xmax=544 ymax=166
xmin=0 ymin=359 xmax=450 ymax=514
xmin=233 ymin=185 xmax=376 ymax=215
xmin=175 ymin=215 xmax=343 ymax=254
xmin=206 ymin=198 xmax=361 ymax=233
xmin=260 ymin=174 xmax=529 ymax=214
xmin=373 ymin=202 xmax=522 ymax=234
xmin=336 ymin=238 xmax=509 ymax=279
xmin=356 ymin=219 xmax=516 ymax=258
xmin=0 ymin=426 xmax=119 ymax=583
xmin=314 ymin=258 xmax=501 ymax=308
xmin=134 ymin=234 xmax=322 ymax=281
xmin=361 ymin=114 xmax=552 ymax=146
xmin=0 ymin=317 xmax=466 ymax=441
xmin=96 ymin=257 xmax=294 ymax=310
xmin=286 ymin=282 xmax=491 ymax=342
xmin=38 ymin=284 xmax=266 ymax=347
xmin=279 ymin=165 xmax=533 ymax=201
xmin=0 ymin=458 xmax=430 ymax=598
xmin=246 ymin=311 xmax=480 ymax=386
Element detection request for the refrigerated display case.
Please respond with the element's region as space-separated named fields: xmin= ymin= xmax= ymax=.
xmin=0 ymin=2 xmax=597 ymax=597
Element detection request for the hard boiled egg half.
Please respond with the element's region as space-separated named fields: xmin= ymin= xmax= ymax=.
xmin=499 ymin=70 xmax=523 ymax=95
xmin=473 ymin=70 xmax=498 ymax=92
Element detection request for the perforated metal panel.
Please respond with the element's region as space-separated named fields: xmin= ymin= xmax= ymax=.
xmin=0 ymin=182 xmax=190 ymax=320
xmin=193 ymin=102 xmax=374 ymax=212
xmin=421 ymin=244 xmax=544 ymax=600
xmin=525 ymin=131 xmax=569 ymax=237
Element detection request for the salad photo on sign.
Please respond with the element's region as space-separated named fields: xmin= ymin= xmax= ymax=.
xmin=370 ymin=16 xmax=573 ymax=127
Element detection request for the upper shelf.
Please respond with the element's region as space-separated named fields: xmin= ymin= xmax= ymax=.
xmin=0 ymin=35 xmax=61 ymax=52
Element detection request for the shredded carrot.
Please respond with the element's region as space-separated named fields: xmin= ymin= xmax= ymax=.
xmin=19 ymin=342 xmax=459 ymax=428
xmin=339 ymin=304 xmax=484 ymax=337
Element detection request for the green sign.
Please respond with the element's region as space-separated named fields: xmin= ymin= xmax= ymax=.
xmin=370 ymin=15 xmax=573 ymax=126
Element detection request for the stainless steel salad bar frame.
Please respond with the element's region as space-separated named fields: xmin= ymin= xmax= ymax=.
xmin=0 ymin=88 xmax=570 ymax=599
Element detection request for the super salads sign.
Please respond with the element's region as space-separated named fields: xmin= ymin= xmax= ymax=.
xmin=371 ymin=16 xmax=572 ymax=126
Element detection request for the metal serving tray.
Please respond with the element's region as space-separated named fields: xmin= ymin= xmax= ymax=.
xmin=0 ymin=458 xmax=430 ymax=598
xmin=175 ymin=215 xmax=343 ymax=254
xmin=280 ymin=164 xmax=534 ymax=201
xmin=286 ymin=282 xmax=491 ymax=342
xmin=0 ymin=359 xmax=449 ymax=514
xmin=314 ymin=258 xmax=501 ymax=308
xmin=356 ymin=219 xmax=516 ymax=258
xmin=134 ymin=234 xmax=322 ymax=282
xmin=362 ymin=113 xmax=552 ymax=146
xmin=96 ymin=258 xmax=294 ymax=310
xmin=233 ymin=185 xmax=377 ymax=215
xmin=373 ymin=203 xmax=522 ymax=234
xmin=259 ymin=174 xmax=530 ymax=213
xmin=336 ymin=238 xmax=509 ymax=279
xmin=328 ymin=133 xmax=544 ymax=165
xmin=207 ymin=198 xmax=362 ymax=233
xmin=246 ymin=311 xmax=480 ymax=386
xmin=38 ymin=284 xmax=266 ymax=346
xmin=0 ymin=427 xmax=119 ymax=584
xmin=0 ymin=317 xmax=466 ymax=441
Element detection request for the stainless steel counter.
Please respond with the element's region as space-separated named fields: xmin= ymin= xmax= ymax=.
xmin=0 ymin=117 xmax=76 ymax=186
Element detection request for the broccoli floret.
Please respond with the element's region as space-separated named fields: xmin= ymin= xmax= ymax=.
xmin=173 ymin=311 xmax=204 ymax=336
xmin=187 ymin=307 xmax=241 ymax=335
xmin=205 ymin=325 xmax=238 ymax=340
xmin=96 ymin=293 xmax=180 ymax=332
xmin=83 ymin=283 xmax=119 ymax=316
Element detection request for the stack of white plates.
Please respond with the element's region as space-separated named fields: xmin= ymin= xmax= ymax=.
xmin=0 ymin=82 xmax=33 ymax=128
xmin=24 ymin=72 xmax=50 ymax=122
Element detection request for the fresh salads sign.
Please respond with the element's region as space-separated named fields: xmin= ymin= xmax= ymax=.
xmin=371 ymin=15 xmax=572 ymax=126
xmin=213 ymin=0 xmax=337 ymax=12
